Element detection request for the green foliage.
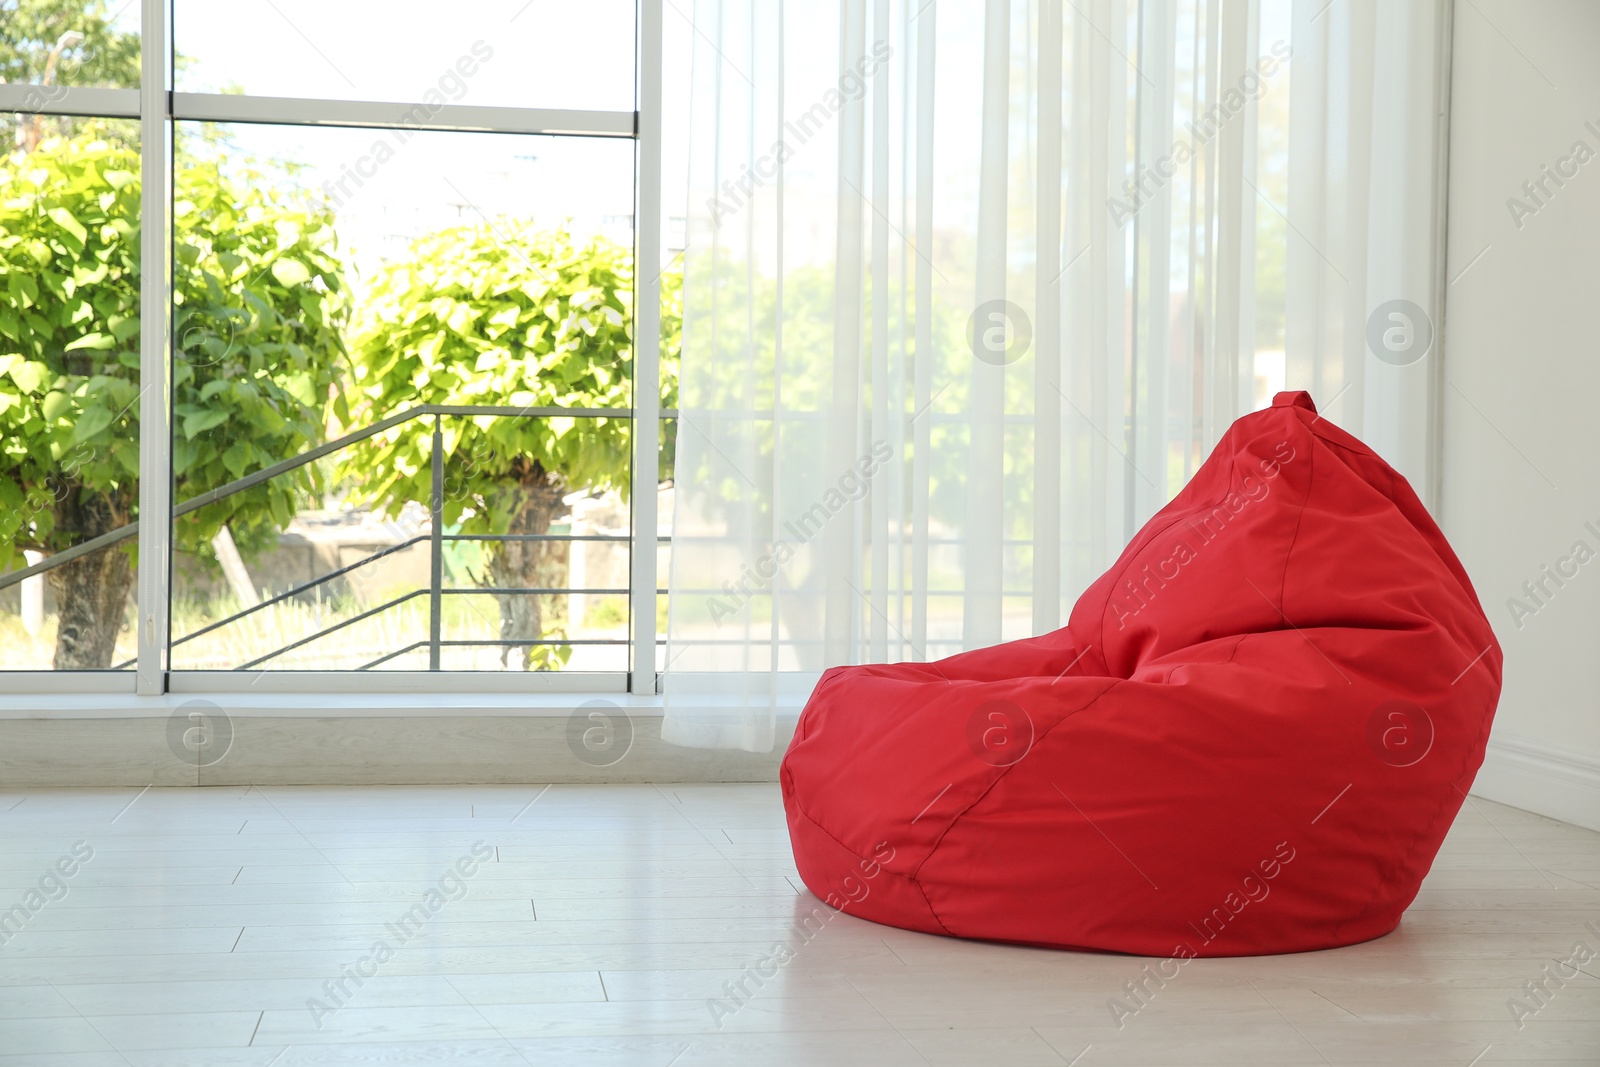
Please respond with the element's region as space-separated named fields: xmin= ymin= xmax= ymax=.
xmin=0 ymin=0 xmax=139 ymax=84
xmin=0 ymin=132 xmax=348 ymax=574
xmin=659 ymin=259 xmax=683 ymax=413
xmin=0 ymin=132 xmax=140 ymax=562
xmin=343 ymin=223 xmax=678 ymax=530
xmin=172 ymin=154 xmax=349 ymax=559
xmin=1 ymin=0 xmax=141 ymax=149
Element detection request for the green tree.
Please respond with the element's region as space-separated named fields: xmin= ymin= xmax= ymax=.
xmin=170 ymin=150 xmax=351 ymax=561
xmin=343 ymin=224 xmax=679 ymax=669
xmin=0 ymin=131 xmax=138 ymax=665
xmin=1 ymin=0 xmax=141 ymax=150
xmin=0 ymin=132 xmax=348 ymax=667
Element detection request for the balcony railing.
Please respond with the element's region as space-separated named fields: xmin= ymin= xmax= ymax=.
xmin=0 ymin=404 xmax=660 ymax=673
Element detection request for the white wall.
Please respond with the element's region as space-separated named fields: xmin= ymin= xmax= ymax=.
xmin=1445 ymin=0 xmax=1600 ymax=830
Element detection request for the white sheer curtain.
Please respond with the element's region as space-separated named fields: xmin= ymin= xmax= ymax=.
xmin=1285 ymin=0 xmax=1447 ymax=489
xmin=661 ymin=0 xmax=1447 ymax=751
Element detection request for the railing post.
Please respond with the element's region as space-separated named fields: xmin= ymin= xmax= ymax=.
xmin=429 ymin=414 xmax=443 ymax=671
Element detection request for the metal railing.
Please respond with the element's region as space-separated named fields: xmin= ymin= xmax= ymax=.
xmin=1 ymin=404 xmax=660 ymax=672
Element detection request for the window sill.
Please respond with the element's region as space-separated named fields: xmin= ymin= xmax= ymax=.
xmin=0 ymin=690 xmax=668 ymax=720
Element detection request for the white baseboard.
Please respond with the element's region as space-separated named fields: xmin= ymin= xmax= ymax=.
xmin=1471 ymin=733 xmax=1600 ymax=832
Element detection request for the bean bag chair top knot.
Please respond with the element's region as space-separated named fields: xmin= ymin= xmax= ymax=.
xmin=781 ymin=391 xmax=1502 ymax=956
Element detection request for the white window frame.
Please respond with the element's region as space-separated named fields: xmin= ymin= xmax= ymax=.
xmin=0 ymin=0 xmax=664 ymax=698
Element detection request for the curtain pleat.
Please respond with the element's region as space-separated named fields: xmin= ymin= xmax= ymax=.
xmin=1032 ymin=0 xmax=1063 ymax=634
xmin=910 ymin=0 xmax=936 ymax=659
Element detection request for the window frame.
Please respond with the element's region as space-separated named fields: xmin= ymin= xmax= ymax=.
xmin=0 ymin=0 xmax=664 ymax=696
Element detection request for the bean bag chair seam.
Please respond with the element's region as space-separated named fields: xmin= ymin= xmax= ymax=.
xmin=1094 ymin=498 xmax=1272 ymax=644
xmin=1094 ymin=510 xmax=1202 ymax=638
xmin=1098 ymin=414 xmax=1313 ymax=641
xmin=1312 ymin=432 xmax=1400 ymax=501
xmin=1273 ymin=422 xmax=1314 ymax=614
xmin=917 ymin=678 xmax=1127 ymax=904
xmin=1087 ymin=425 xmax=1250 ymax=634
xmin=1328 ymin=685 xmax=1497 ymax=945
xmin=909 ymin=869 xmax=953 ymax=936
xmin=785 ymin=788 xmax=958 ymax=936
xmin=1310 ymin=430 xmax=1490 ymax=616
xmin=1301 ymin=415 xmax=1372 ymax=454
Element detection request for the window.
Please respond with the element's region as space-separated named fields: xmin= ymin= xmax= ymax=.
xmin=0 ymin=114 xmax=141 ymax=672
xmin=0 ymin=1 xmax=667 ymax=693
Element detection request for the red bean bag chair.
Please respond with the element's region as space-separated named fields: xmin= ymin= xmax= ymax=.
xmin=781 ymin=391 xmax=1501 ymax=957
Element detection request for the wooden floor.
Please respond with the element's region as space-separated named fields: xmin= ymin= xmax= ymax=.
xmin=0 ymin=785 xmax=1596 ymax=1066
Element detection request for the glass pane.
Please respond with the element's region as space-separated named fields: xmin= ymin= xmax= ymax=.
xmin=654 ymin=417 xmax=674 ymax=671
xmin=167 ymin=122 xmax=637 ymax=672
xmin=169 ymin=426 xmax=632 ymax=673
xmin=0 ymin=0 xmax=140 ymax=104
xmin=174 ymin=0 xmax=634 ymax=112
xmin=0 ymin=116 xmax=141 ymax=670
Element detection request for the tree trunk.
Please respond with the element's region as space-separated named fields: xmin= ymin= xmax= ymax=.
xmin=46 ymin=487 xmax=136 ymax=670
xmin=485 ymin=460 xmax=570 ymax=670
